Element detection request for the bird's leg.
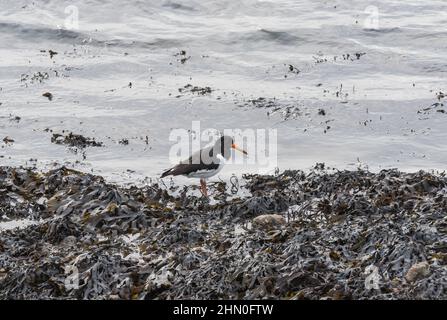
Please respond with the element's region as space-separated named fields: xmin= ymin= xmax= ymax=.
xmin=200 ymin=178 xmax=208 ymax=197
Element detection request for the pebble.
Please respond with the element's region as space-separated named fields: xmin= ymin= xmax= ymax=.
xmin=252 ymin=214 xmax=286 ymax=230
xmin=405 ymin=262 xmax=430 ymax=283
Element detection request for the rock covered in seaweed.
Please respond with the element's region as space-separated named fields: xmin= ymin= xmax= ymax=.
xmin=252 ymin=214 xmax=286 ymax=230
xmin=405 ymin=262 xmax=430 ymax=283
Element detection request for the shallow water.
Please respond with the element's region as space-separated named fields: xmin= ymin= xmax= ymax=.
xmin=0 ymin=0 xmax=446 ymax=185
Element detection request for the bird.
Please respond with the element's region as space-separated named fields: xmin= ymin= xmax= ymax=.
xmin=161 ymin=135 xmax=247 ymax=197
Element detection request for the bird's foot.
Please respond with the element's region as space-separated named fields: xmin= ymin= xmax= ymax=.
xmin=200 ymin=179 xmax=208 ymax=198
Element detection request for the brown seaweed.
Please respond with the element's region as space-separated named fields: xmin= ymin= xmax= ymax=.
xmin=1 ymin=166 xmax=446 ymax=299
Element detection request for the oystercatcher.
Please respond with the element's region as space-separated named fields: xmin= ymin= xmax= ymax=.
xmin=161 ymin=135 xmax=247 ymax=196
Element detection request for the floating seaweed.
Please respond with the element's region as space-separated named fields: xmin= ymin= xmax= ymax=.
xmin=238 ymin=97 xmax=303 ymax=121
xmin=178 ymin=84 xmax=213 ymax=95
xmin=20 ymin=71 xmax=49 ymax=85
xmin=51 ymin=132 xmax=103 ymax=149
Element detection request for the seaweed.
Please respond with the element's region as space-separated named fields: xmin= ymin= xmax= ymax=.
xmin=1 ymin=166 xmax=446 ymax=299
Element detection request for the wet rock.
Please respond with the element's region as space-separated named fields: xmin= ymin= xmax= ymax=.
xmin=253 ymin=214 xmax=286 ymax=230
xmin=2 ymin=137 xmax=14 ymax=144
xmin=405 ymin=262 xmax=430 ymax=283
xmin=61 ymin=235 xmax=78 ymax=247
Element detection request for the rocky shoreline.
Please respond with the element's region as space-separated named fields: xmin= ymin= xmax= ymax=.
xmin=0 ymin=165 xmax=446 ymax=299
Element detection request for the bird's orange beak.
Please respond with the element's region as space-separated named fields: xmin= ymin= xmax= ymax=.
xmin=231 ymin=143 xmax=248 ymax=155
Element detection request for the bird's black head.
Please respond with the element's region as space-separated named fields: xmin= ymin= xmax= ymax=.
xmin=215 ymin=135 xmax=233 ymax=160
xmin=210 ymin=135 xmax=247 ymax=161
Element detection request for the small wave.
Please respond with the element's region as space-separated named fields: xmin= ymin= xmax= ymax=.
xmin=162 ymin=1 xmax=196 ymax=11
xmin=362 ymin=27 xmax=401 ymax=35
xmin=0 ymin=22 xmax=85 ymax=41
xmin=0 ymin=22 xmax=180 ymax=49
xmin=258 ymin=29 xmax=301 ymax=44
xmin=97 ymin=38 xmax=181 ymax=49
xmin=227 ymin=28 xmax=302 ymax=46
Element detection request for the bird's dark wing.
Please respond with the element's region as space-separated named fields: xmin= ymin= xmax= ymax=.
xmin=160 ymin=162 xmax=219 ymax=178
xmin=160 ymin=146 xmax=219 ymax=178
